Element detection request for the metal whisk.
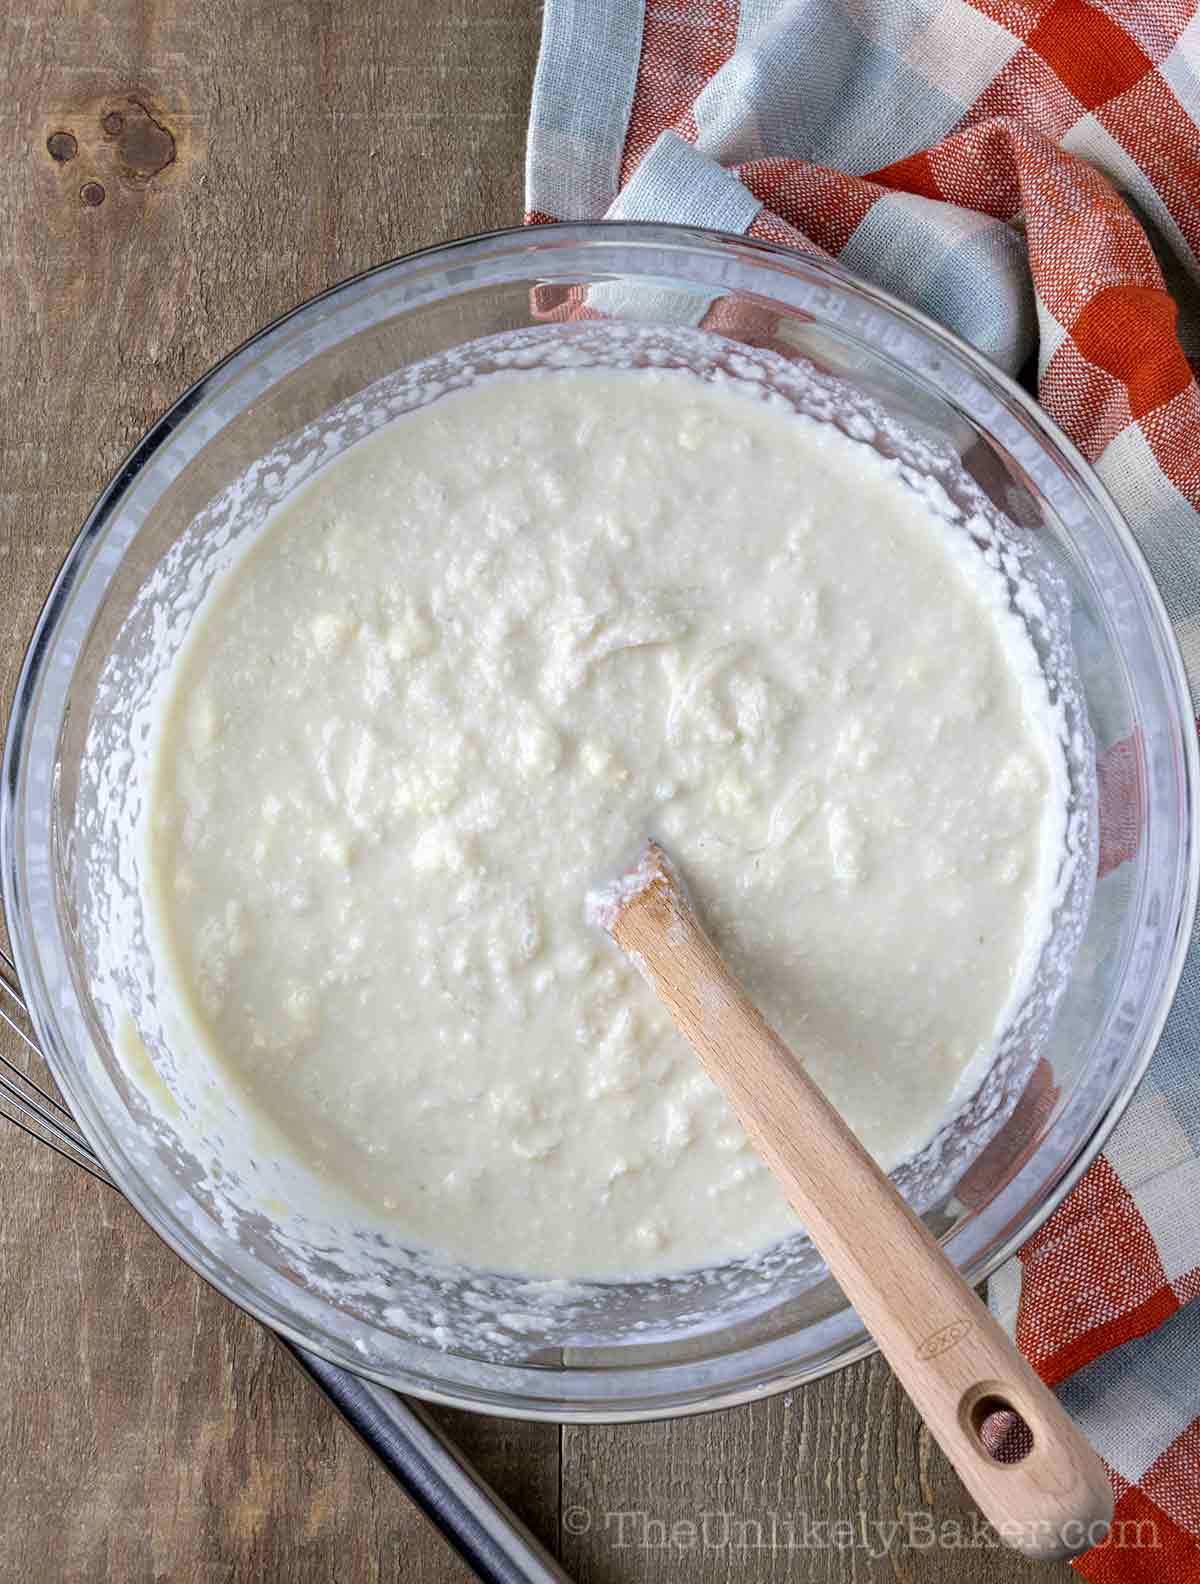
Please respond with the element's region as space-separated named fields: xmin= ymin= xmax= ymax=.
xmin=0 ymin=950 xmax=111 ymax=1183
xmin=0 ymin=948 xmax=568 ymax=1584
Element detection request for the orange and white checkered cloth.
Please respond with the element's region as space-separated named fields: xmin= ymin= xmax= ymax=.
xmin=526 ymin=4 xmax=1200 ymax=1578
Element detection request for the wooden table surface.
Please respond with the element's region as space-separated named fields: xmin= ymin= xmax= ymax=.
xmin=0 ymin=5 xmax=1075 ymax=1580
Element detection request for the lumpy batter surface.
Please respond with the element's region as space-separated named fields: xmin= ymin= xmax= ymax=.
xmin=147 ymin=365 xmax=1065 ymax=1280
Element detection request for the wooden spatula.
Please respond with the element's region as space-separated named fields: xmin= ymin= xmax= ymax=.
xmin=592 ymin=839 xmax=1113 ymax=1563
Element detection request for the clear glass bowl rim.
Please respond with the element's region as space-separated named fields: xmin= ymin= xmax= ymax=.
xmin=3 ymin=221 xmax=1197 ymax=1422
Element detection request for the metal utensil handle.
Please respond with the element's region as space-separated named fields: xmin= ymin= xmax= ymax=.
xmin=0 ymin=951 xmax=571 ymax=1584
xmin=283 ymin=1343 xmax=568 ymax=1584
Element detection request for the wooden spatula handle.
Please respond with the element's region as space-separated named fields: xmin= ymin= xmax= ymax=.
xmin=612 ymin=849 xmax=1113 ymax=1562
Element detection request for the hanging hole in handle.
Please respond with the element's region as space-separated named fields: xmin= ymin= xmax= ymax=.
xmin=969 ymin=1393 xmax=1034 ymax=1464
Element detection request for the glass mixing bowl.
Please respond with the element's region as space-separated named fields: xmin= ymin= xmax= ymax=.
xmin=3 ymin=223 xmax=1196 ymax=1421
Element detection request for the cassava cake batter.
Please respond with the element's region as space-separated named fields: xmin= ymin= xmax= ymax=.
xmin=146 ymin=363 xmax=1067 ymax=1281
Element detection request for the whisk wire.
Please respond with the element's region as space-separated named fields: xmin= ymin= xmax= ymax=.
xmin=0 ymin=948 xmax=113 ymax=1185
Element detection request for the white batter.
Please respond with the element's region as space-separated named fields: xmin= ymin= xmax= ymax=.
xmin=145 ymin=365 xmax=1066 ymax=1281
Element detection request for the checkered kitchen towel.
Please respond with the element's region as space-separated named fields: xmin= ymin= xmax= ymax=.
xmin=526 ymin=4 xmax=1200 ymax=1577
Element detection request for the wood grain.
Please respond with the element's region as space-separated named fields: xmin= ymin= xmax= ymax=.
xmin=562 ymin=1377 xmax=1075 ymax=1584
xmin=0 ymin=3 xmax=1075 ymax=1580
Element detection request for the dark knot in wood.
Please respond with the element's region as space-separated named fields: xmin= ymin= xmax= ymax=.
xmin=101 ymin=98 xmax=176 ymax=181
xmin=46 ymin=131 xmax=78 ymax=162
